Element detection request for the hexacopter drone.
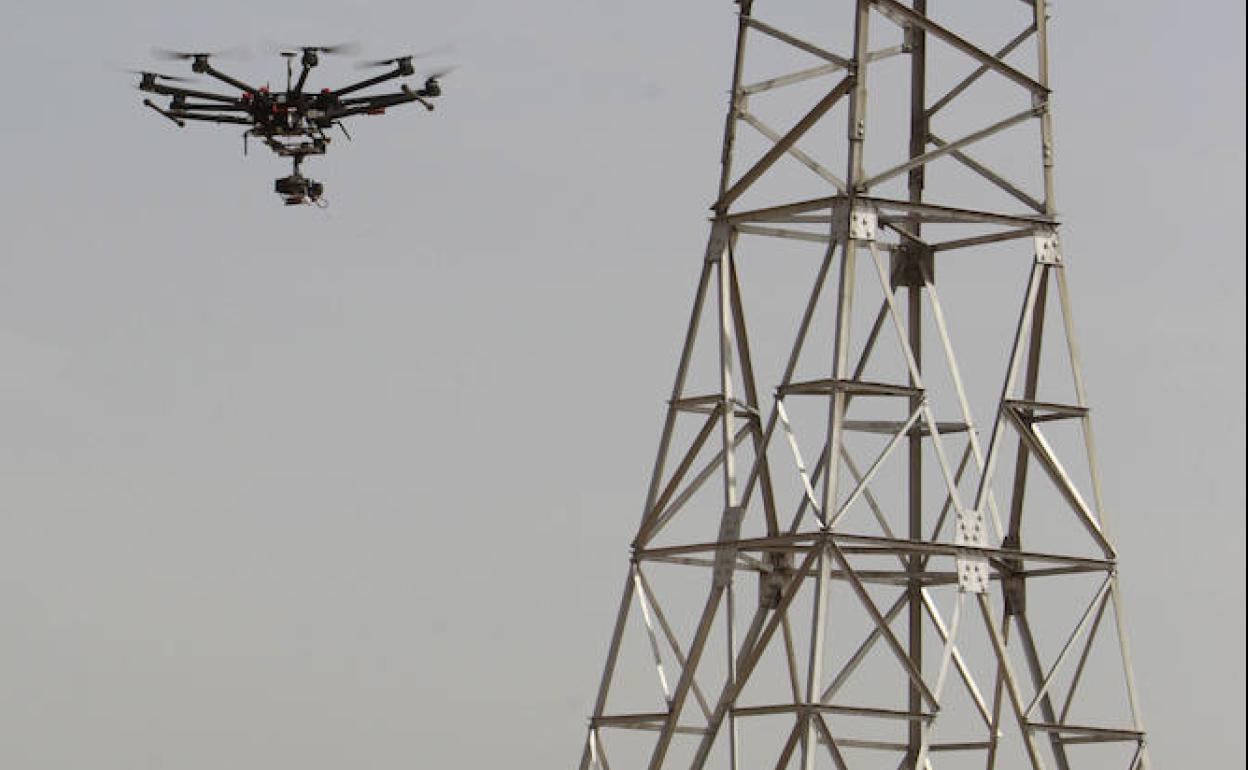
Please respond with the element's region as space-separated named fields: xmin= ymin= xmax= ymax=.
xmin=135 ymin=45 xmax=447 ymax=205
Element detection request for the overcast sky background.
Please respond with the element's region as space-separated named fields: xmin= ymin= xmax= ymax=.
xmin=0 ymin=1 xmax=1243 ymax=768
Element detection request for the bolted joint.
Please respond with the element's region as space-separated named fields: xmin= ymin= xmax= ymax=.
xmin=955 ymin=508 xmax=990 ymax=594
xmin=834 ymin=201 xmax=878 ymax=242
xmin=1033 ymin=228 xmax=1062 ymax=265
xmin=955 ymin=509 xmax=988 ymax=549
xmin=956 ymin=554 xmax=991 ymax=594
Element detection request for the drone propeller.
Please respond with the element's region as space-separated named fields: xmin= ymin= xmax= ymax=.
xmin=152 ymin=45 xmax=251 ymax=62
xmin=418 ymin=66 xmax=456 ymax=97
xmin=424 ymin=66 xmax=457 ymax=81
xmin=302 ymin=42 xmax=361 ymax=56
xmin=110 ymin=64 xmax=196 ymax=83
xmin=355 ymin=46 xmax=452 ymax=70
xmin=132 ymin=69 xmax=195 ymax=83
xmin=356 ymin=57 xmax=406 ymax=70
xmin=270 ymin=41 xmax=362 ymax=57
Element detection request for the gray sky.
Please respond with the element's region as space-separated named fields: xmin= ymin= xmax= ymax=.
xmin=0 ymin=1 xmax=1243 ymax=768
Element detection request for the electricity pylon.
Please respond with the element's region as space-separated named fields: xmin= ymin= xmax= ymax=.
xmin=578 ymin=1 xmax=1149 ymax=768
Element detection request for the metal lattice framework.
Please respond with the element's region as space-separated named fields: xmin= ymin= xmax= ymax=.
xmin=578 ymin=1 xmax=1149 ymax=768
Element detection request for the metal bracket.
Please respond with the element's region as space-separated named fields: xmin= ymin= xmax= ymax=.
xmin=902 ymin=25 xmax=920 ymax=54
xmin=835 ymin=202 xmax=878 ymax=242
xmin=955 ymin=508 xmax=987 ymax=546
xmin=955 ymin=508 xmax=990 ymax=594
xmin=712 ymin=506 xmax=745 ymax=588
xmin=850 ymin=207 xmax=878 ymax=241
xmin=1033 ymin=229 xmax=1062 ymax=265
xmin=891 ymin=241 xmax=934 ymax=287
xmin=758 ymin=554 xmax=793 ymax=610
xmin=704 ymin=220 xmax=732 ymax=263
xmin=957 ymin=557 xmax=990 ymax=594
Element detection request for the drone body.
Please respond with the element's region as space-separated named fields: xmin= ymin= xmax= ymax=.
xmin=137 ymin=46 xmax=446 ymax=205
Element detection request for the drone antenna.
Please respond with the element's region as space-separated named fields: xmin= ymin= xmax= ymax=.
xmin=283 ymin=52 xmax=295 ymax=92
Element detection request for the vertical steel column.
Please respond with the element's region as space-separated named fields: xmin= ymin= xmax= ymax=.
xmin=904 ymin=2 xmax=928 ymax=764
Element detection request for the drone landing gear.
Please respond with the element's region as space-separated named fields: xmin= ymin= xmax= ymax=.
xmin=275 ymin=156 xmax=325 ymax=206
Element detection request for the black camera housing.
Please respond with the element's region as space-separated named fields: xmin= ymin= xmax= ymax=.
xmin=274 ymin=173 xmax=324 ymax=204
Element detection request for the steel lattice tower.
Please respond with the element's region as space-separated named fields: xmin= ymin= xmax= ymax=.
xmin=578 ymin=1 xmax=1149 ymax=768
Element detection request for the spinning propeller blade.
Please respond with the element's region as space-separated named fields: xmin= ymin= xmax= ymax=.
xmin=305 ymin=42 xmax=361 ymax=55
xmin=152 ymin=45 xmax=252 ymax=62
xmin=355 ymin=46 xmax=453 ymax=69
xmin=110 ymin=64 xmax=196 ymax=83
xmin=424 ymin=66 xmax=457 ymax=80
xmin=271 ymin=41 xmax=362 ymax=57
xmin=136 ymin=70 xmax=195 ymax=82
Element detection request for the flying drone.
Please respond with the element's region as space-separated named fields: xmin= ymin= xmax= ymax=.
xmin=134 ymin=45 xmax=448 ymax=205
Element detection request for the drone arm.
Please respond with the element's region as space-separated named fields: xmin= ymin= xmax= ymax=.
xmin=336 ymin=91 xmax=411 ymax=106
xmin=177 ymin=102 xmax=251 ymax=112
xmin=143 ymin=99 xmax=185 ymax=127
xmin=168 ymin=111 xmax=253 ymax=125
xmin=331 ymin=67 xmax=404 ymax=98
xmin=143 ymin=81 xmax=242 ymax=104
xmin=400 ymin=86 xmax=436 ymax=111
xmin=202 ymin=63 xmax=260 ymax=96
xmin=331 ymin=101 xmax=405 ymax=119
xmin=338 ymin=78 xmax=439 ymax=102
xmin=332 ymin=89 xmax=435 ymax=118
